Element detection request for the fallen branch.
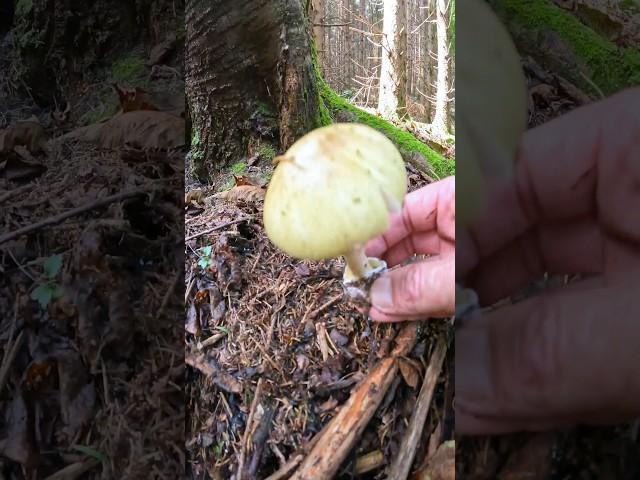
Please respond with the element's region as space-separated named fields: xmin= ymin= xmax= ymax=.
xmin=289 ymin=357 xmax=398 ymax=480
xmin=386 ymin=337 xmax=448 ymax=480
xmin=0 ymin=189 xmax=149 ymax=245
xmin=185 ymin=217 xmax=252 ymax=241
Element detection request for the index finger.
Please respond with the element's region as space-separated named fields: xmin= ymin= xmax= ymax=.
xmin=458 ymin=88 xmax=640 ymax=279
xmin=366 ymin=176 xmax=455 ymax=258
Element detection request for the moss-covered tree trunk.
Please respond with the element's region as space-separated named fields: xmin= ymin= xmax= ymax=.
xmin=185 ymin=0 xmax=325 ymax=179
xmin=488 ymin=0 xmax=640 ymax=97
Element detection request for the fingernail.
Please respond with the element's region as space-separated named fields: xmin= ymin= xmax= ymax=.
xmin=370 ymin=275 xmax=393 ymax=311
xmin=456 ymin=324 xmax=493 ymax=411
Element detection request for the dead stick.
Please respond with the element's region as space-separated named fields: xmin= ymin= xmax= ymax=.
xmin=0 ymin=189 xmax=148 ymax=245
xmin=290 ymin=357 xmax=398 ymax=480
xmin=185 ymin=217 xmax=251 ymax=241
xmin=238 ymin=378 xmax=264 ymax=480
xmin=386 ymin=338 xmax=448 ymax=480
xmin=0 ymin=184 xmax=33 ymax=204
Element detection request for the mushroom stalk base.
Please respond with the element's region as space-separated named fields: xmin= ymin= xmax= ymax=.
xmin=343 ymin=247 xmax=386 ymax=283
xmin=342 ymin=247 xmax=388 ymax=307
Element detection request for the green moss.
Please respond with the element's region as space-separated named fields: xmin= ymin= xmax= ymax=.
xmin=492 ymin=0 xmax=640 ymax=95
xmin=620 ymin=0 xmax=640 ymax=14
xmin=320 ymin=84 xmax=454 ymax=178
xmin=229 ymin=161 xmax=247 ymax=175
xmin=111 ymin=55 xmax=146 ymax=84
xmin=15 ymin=0 xmax=33 ymax=16
xmin=192 ymin=150 xmax=204 ymax=162
xmin=257 ymin=143 xmax=277 ymax=161
xmin=191 ymin=130 xmax=200 ymax=148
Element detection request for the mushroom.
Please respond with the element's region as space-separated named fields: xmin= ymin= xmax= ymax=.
xmin=263 ymin=123 xmax=407 ymax=285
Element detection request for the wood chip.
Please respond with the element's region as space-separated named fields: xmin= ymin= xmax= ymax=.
xmin=355 ymin=450 xmax=385 ymax=474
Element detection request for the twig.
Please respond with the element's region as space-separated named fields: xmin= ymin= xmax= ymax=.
xmin=157 ymin=269 xmax=181 ymax=318
xmin=386 ymin=338 xmax=448 ymax=480
xmin=43 ymin=459 xmax=100 ymax=480
xmin=185 ymin=217 xmax=252 ymax=241
xmin=313 ymin=22 xmax=352 ymax=27
xmin=3 ymin=248 xmax=36 ymax=281
xmin=0 ymin=189 xmax=149 ymax=245
xmin=0 ymin=299 xmax=22 ymax=395
xmin=238 ymin=378 xmax=264 ymax=480
xmin=0 ymin=184 xmax=33 ymax=204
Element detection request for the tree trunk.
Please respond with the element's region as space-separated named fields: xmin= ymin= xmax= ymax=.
xmin=311 ymin=0 xmax=325 ymax=65
xmin=185 ymin=0 xmax=324 ymax=179
xmin=432 ymin=0 xmax=449 ymax=135
xmin=377 ymin=0 xmax=407 ymax=120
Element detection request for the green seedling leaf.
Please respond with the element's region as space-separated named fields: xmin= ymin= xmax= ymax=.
xmin=213 ymin=441 xmax=224 ymax=458
xmin=43 ymin=254 xmax=63 ymax=279
xmin=51 ymin=284 xmax=64 ymax=299
xmin=198 ymin=257 xmax=211 ymax=269
xmin=31 ymin=284 xmax=53 ymax=308
xmin=201 ymin=246 xmax=212 ymax=257
xmin=71 ymin=444 xmax=107 ymax=463
xmin=215 ymin=326 xmax=230 ymax=335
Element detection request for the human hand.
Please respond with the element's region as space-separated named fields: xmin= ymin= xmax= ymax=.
xmin=364 ymin=176 xmax=455 ymax=322
xmin=457 ymin=88 xmax=640 ymax=434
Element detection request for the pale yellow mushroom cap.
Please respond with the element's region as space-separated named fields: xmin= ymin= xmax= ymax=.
xmin=263 ymin=123 xmax=407 ymax=260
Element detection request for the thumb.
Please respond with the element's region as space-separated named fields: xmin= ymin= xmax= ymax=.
xmin=369 ymin=255 xmax=454 ymax=322
xmin=456 ymin=280 xmax=640 ymax=434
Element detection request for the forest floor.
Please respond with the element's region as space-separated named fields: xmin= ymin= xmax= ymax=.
xmin=184 ymin=159 xmax=454 ymax=479
xmin=0 ymin=26 xmax=185 ymax=478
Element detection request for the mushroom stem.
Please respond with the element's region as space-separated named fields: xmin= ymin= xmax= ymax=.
xmin=343 ymin=246 xmax=371 ymax=280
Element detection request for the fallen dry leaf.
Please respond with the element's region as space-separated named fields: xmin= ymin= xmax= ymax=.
xmin=0 ymin=117 xmax=48 ymax=154
xmin=211 ymin=185 xmax=265 ymax=204
xmin=60 ymin=111 xmax=185 ymax=150
xmin=186 ymin=303 xmax=200 ymax=335
xmin=398 ymin=357 xmax=420 ymax=389
xmin=413 ymin=441 xmax=455 ymax=480
xmin=186 ymin=189 xmax=205 ymax=205
xmin=57 ymin=350 xmax=96 ymax=437
xmin=1 ymin=151 xmax=46 ymax=181
xmin=233 ymin=175 xmax=258 ymax=186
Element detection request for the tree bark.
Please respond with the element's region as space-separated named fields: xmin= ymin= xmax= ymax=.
xmin=185 ymin=0 xmax=324 ymax=179
xmin=432 ymin=0 xmax=449 ymax=135
xmin=377 ymin=0 xmax=408 ymax=120
xmin=311 ymin=0 xmax=325 ymax=64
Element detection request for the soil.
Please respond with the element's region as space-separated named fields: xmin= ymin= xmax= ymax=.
xmin=184 ymin=160 xmax=454 ymax=479
xmin=0 ymin=7 xmax=185 ymax=478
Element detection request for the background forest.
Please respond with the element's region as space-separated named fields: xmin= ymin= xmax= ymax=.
xmin=316 ymin=0 xmax=455 ymax=134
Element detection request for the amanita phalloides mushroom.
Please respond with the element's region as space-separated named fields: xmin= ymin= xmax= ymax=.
xmin=263 ymin=123 xmax=407 ymax=289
